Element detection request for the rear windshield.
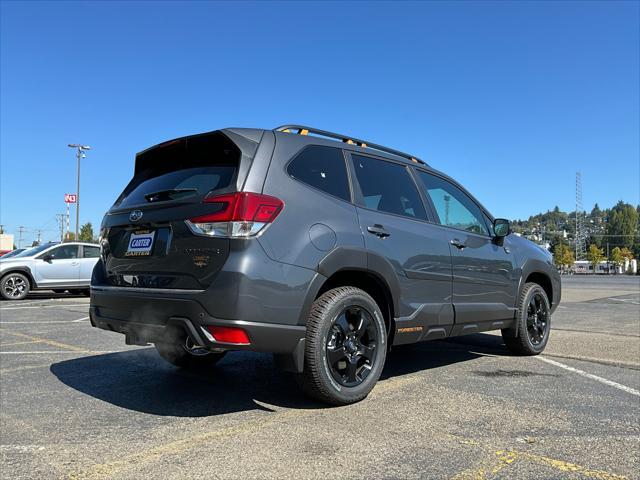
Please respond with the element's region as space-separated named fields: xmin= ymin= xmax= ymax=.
xmin=115 ymin=131 xmax=240 ymax=208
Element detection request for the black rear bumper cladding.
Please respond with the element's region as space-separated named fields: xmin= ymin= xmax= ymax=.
xmin=90 ymin=288 xmax=306 ymax=357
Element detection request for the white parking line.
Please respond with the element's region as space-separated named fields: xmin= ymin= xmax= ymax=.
xmin=0 ymin=316 xmax=89 ymax=324
xmin=0 ymin=445 xmax=45 ymax=453
xmin=0 ymin=351 xmax=116 ymax=354
xmin=0 ymin=303 xmax=88 ymax=311
xmin=607 ymin=297 xmax=640 ymax=305
xmin=536 ymin=356 xmax=640 ymax=397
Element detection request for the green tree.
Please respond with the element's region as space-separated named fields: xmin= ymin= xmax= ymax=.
xmin=586 ymin=244 xmax=605 ymax=274
xmin=619 ymin=247 xmax=634 ymax=260
xmin=79 ymin=222 xmax=94 ymax=242
xmin=553 ymin=243 xmax=575 ymax=271
xmin=606 ymin=201 xmax=638 ymax=250
xmin=609 ymin=247 xmax=624 ymax=273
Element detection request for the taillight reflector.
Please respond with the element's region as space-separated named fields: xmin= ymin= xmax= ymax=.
xmin=205 ymin=325 xmax=250 ymax=344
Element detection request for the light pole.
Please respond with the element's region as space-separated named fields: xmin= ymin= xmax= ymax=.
xmin=67 ymin=144 xmax=91 ymax=240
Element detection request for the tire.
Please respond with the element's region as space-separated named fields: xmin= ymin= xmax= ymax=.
xmin=502 ymin=282 xmax=551 ymax=355
xmin=0 ymin=272 xmax=30 ymax=300
xmin=295 ymin=287 xmax=387 ymax=406
xmin=155 ymin=332 xmax=226 ymax=369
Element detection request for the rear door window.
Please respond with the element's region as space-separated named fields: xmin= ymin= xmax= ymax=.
xmin=82 ymin=246 xmax=100 ymax=258
xmin=116 ymin=132 xmax=240 ymax=208
xmin=287 ymin=146 xmax=350 ymax=201
xmin=350 ymin=154 xmax=426 ymax=220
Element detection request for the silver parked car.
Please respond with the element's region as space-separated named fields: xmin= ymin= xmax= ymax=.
xmin=0 ymin=248 xmax=26 ymax=259
xmin=0 ymin=242 xmax=100 ymax=300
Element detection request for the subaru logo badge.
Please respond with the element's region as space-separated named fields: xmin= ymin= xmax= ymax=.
xmin=129 ymin=210 xmax=143 ymax=222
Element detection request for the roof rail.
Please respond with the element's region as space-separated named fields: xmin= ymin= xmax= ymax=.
xmin=274 ymin=125 xmax=427 ymax=166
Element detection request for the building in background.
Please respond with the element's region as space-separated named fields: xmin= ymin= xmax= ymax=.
xmin=0 ymin=233 xmax=15 ymax=252
xmin=573 ymin=259 xmax=638 ymax=274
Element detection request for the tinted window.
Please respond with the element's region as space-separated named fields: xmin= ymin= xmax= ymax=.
xmin=48 ymin=245 xmax=79 ymax=260
xmin=351 ymin=155 xmax=426 ymax=220
xmin=116 ymin=131 xmax=240 ymax=208
xmin=118 ymin=167 xmax=236 ymax=207
xmin=83 ymin=246 xmax=100 ymax=258
xmin=14 ymin=243 xmax=58 ymax=258
xmin=417 ymin=171 xmax=488 ymax=235
xmin=483 ymin=212 xmax=495 ymax=236
xmin=287 ymin=146 xmax=350 ymax=201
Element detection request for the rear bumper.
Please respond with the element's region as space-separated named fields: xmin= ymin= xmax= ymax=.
xmin=90 ymin=287 xmax=306 ymax=356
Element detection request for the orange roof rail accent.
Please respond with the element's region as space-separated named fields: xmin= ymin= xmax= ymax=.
xmin=273 ymin=125 xmax=427 ymax=166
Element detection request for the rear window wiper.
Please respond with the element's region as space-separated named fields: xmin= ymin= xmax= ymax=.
xmin=144 ymin=188 xmax=198 ymax=202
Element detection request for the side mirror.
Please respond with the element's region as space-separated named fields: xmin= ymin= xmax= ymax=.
xmin=493 ymin=218 xmax=510 ymax=238
xmin=42 ymin=254 xmax=53 ymax=263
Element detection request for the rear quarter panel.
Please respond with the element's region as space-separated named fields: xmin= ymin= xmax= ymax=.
xmin=257 ymin=135 xmax=364 ymax=270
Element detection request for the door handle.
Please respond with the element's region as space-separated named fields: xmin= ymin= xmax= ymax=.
xmin=450 ymin=238 xmax=466 ymax=249
xmin=71 ymin=262 xmax=79 ymax=266
xmin=367 ymin=225 xmax=390 ymax=238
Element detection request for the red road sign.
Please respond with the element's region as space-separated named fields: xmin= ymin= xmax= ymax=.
xmin=64 ymin=193 xmax=77 ymax=203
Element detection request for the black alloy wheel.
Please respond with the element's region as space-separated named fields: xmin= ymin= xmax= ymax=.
xmin=296 ymin=286 xmax=387 ymax=405
xmin=326 ymin=306 xmax=378 ymax=387
xmin=526 ymin=292 xmax=549 ymax=346
xmin=502 ymin=282 xmax=551 ymax=355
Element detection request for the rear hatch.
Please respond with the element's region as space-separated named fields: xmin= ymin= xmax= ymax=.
xmin=100 ymin=131 xmax=246 ymax=290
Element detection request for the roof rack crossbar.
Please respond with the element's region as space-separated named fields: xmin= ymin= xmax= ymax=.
xmin=274 ymin=125 xmax=427 ymax=166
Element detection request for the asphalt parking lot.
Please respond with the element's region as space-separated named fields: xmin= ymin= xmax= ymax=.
xmin=1 ymin=276 xmax=638 ymax=480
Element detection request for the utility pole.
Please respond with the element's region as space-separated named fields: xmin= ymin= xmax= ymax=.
xmin=18 ymin=226 xmax=24 ymax=248
xmin=56 ymin=214 xmax=65 ymax=242
xmin=575 ymin=172 xmax=586 ymax=261
xmin=444 ymin=195 xmax=451 ymax=225
xmin=36 ymin=230 xmax=42 ymax=245
xmin=67 ymin=144 xmax=91 ymax=241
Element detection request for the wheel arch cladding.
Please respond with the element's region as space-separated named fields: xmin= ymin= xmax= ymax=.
xmin=523 ymin=271 xmax=553 ymax=307
xmin=314 ymin=269 xmax=395 ymax=340
xmin=1 ymin=267 xmax=35 ymax=288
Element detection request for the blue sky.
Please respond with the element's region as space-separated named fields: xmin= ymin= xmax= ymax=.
xmin=1 ymin=1 xmax=638 ymax=247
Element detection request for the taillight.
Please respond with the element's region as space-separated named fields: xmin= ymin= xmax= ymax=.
xmin=204 ymin=325 xmax=250 ymax=344
xmin=186 ymin=192 xmax=284 ymax=237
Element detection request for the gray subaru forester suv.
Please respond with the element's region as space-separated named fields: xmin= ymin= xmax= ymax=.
xmin=90 ymin=125 xmax=560 ymax=405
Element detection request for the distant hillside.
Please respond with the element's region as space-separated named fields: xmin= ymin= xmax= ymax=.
xmin=510 ymin=201 xmax=639 ymax=255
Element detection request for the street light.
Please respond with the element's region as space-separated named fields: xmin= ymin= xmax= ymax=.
xmin=67 ymin=144 xmax=91 ymax=240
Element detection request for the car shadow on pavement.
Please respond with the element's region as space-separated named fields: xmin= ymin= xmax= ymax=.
xmin=26 ymin=291 xmax=89 ymax=300
xmin=381 ymin=333 xmax=508 ymax=380
xmin=50 ymin=333 xmax=509 ymax=417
